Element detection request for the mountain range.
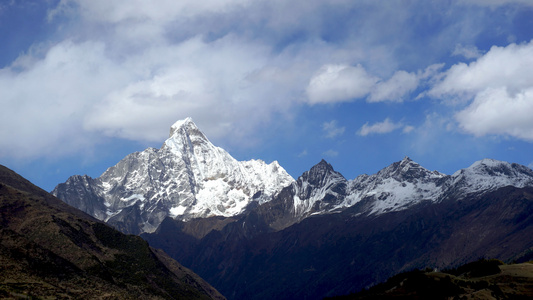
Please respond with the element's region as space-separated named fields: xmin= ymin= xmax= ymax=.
xmin=52 ymin=118 xmax=533 ymax=299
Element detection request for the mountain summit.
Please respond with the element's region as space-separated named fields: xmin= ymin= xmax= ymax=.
xmin=53 ymin=118 xmax=294 ymax=234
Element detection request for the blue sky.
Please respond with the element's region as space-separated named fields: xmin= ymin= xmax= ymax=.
xmin=2 ymin=0 xmax=533 ymax=191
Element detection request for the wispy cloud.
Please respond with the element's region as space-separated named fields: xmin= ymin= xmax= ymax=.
xmin=452 ymin=44 xmax=482 ymax=59
xmin=323 ymin=120 xmax=345 ymax=139
xmin=297 ymin=149 xmax=308 ymax=158
xmin=403 ymin=125 xmax=415 ymax=133
xmin=368 ymin=70 xmax=419 ymax=102
xmin=323 ymin=149 xmax=339 ymax=157
xmin=357 ymin=118 xmax=403 ymax=136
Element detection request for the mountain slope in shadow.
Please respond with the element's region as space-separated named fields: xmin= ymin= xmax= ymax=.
xmin=0 ymin=164 xmax=225 ymax=299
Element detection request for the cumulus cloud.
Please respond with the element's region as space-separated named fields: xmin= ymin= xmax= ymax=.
xmin=430 ymin=41 xmax=533 ymax=99
xmin=307 ymin=64 xmax=422 ymax=104
xmin=430 ymin=40 xmax=533 ymax=141
xmin=455 ymin=87 xmax=533 ymax=140
xmin=322 ymin=120 xmax=345 ymax=139
xmin=357 ymin=118 xmax=405 ymax=136
xmin=306 ymin=64 xmax=378 ymax=104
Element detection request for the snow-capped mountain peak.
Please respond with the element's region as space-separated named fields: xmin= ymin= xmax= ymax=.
xmin=290 ymin=159 xmax=348 ymax=218
xmin=457 ymin=158 xmax=533 ymax=177
xmin=299 ymin=159 xmax=344 ymax=187
xmin=168 ymin=117 xmax=207 ymax=141
xmin=377 ymin=156 xmax=446 ymax=183
xmin=53 ymin=118 xmax=294 ymax=234
xmin=449 ymin=158 xmax=533 ymax=195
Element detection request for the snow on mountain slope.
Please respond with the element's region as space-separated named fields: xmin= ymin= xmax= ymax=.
xmin=346 ymin=157 xmax=448 ymax=214
xmin=291 ymin=159 xmax=348 ymax=216
xmin=449 ymin=158 xmax=533 ymax=196
xmin=53 ymin=118 xmax=294 ymax=234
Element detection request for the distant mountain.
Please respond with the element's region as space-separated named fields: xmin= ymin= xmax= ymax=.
xmin=143 ymin=159 xmax=533 ymax=300
xmin=0 ymin=164 xmax=225 ymax=299
xmin=53 ymin=118 xmax=294 ymax=234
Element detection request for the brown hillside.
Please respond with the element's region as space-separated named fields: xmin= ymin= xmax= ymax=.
xmin=0 ymin=165 xmax=225 ymax=299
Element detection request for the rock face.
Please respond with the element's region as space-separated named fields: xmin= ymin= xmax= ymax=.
xmin=53 ymin=118 xmax=294 ymax=234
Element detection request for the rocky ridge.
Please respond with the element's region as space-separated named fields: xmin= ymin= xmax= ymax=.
xmin=257 ymin=156 xmax=533 ymax=230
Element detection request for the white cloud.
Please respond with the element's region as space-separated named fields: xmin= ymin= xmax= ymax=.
xmin=0 ymin=41 xmax=130 ymax=158
xmin=429 ymin=40 xmax=533 ymax=142
xmin=84 ymin=35 xmax=277 ymax=142
xmin=357 ymin=118 xmax=404 ymax=136
xmin=455 ymin=87 xmax=533 ymax=141
xmin=306 ymin=64 xmax=378 ymax=104
xmin=369 ymin=70 xmax=419 ymax=102
xmin=0 ymin=33 xmax=305 ymax=158
xmin=430 ymin=40 xmax=533 ymax=100
xmin=322 ymin=120 xmax=345 ymax=139
xmin=307 ymin=64 xmax=422 ymax=104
